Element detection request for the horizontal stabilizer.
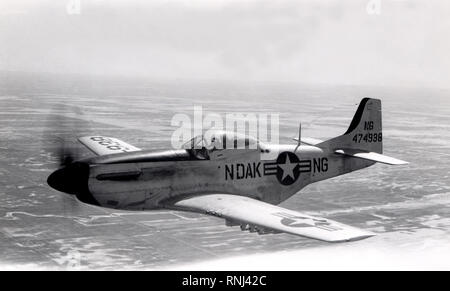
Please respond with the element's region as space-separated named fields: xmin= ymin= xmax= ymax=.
xmin=335 ymin=149 xmax=408 ymax=165
xmin=293 ymin=137 xmax=324 ymax=146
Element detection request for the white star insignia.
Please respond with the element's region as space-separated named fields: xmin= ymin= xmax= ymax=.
xmin=278 ymin=154 xmax=298 ymax=181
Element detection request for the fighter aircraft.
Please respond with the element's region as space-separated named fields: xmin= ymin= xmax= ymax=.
xmin=47 ymin=98 xmax=408 ymax=242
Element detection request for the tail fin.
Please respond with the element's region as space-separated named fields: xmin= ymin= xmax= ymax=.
xmin=319 ymin=98 xmax=382 ymax=153
xmin=319 ymin=98 xmax=407 ymax=165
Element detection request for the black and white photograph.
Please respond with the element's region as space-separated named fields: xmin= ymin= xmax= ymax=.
xmin=0 ymin=0 xmax=449 ymax=273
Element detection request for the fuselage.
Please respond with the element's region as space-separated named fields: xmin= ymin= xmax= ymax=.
xmin=53 ymin=144 xmax=373 ymax=210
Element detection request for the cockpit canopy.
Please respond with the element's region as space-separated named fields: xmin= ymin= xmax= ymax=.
xmin=182 ymin=131 xmax=263 ymax=159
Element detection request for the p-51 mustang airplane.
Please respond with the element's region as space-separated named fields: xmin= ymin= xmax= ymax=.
xmin=48 ymin=98 xmax=407 ymax=242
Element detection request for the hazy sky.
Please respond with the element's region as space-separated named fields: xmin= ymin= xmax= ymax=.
xmin=1 ymin=0 xmax=449 ymax=88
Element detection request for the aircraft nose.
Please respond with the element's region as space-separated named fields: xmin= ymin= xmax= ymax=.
xmin=47 ymin=162 xmax=90 ymax=195
xmin=47 ymin=162 xmax=99 ymax=205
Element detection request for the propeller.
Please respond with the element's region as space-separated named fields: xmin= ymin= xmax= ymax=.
xmin=54 ymin=137 xmax=78 ymax=167
xmin=44 ymin=103 xmax=99 ymax=207
xmin=44 ymin=103 xmax=88 ymax=168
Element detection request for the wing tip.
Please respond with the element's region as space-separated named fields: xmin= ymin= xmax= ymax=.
xmin=330 ymin=232 xmax=376 ymax=243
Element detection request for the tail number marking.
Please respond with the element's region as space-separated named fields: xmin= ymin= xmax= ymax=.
xmin=364 ymin=121 xmax=374 ymax=131
xmin=352 ymin=133 xmax=382 ymax=143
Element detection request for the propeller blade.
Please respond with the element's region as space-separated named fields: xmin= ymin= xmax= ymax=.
xmin=43 ymin=103 xmax=88 ymax=167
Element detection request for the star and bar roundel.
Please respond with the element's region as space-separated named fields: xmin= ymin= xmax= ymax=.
xmin=263 ymin=152 xmax=312 ymax=186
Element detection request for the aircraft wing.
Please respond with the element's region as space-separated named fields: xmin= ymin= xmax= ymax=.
xmin=168 ymin=194 xmax=374 ymax=242
xmin=78 ymin=136 xmax=141 ymax=156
